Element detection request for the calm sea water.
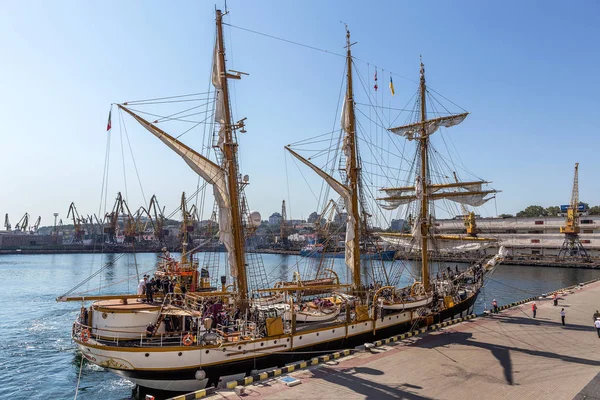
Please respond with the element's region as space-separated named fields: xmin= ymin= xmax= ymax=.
xmin=1 ymin=252 xmax=598 ymax=399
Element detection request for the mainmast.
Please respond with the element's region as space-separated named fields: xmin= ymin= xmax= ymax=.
xmin=345 ymin=28 xmax=362 ymax=289
xmin=215 ymin=10 xmax=248 ymax=303
xmin=418 ymin=61 xmax=430 ymax=291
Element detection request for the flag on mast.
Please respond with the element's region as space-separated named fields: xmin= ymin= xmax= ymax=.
xmin=106 ymin=107 xmax=112 ymax=131
xmin=374 ymin=70 xmax=378 ymax=91
xmin=389 ymin=76 xmax=395 ymax=96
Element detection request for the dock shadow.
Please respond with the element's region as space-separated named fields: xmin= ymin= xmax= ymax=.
xmin=495 ymin=314 xmax=592 ymax=332
xmin=418 ymin=324 xmax=600 ymax=387
xmin=313 ymin=365 xmax=431 ymax=399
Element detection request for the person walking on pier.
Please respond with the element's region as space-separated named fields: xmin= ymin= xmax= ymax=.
xmin=593 ymin=310 xmax=600 ymax=322
xmin=560 ymin=308 xmax=566 ymax=326
xmin=594 ymin=318 xmax=600 ymax=338
xmin=492 ymin=299 xmax=498 ymax=314
xmin=552 ymin=293 xmax=558 ymax=306
xmin=532 ymin=302 xmax=538 ymax=318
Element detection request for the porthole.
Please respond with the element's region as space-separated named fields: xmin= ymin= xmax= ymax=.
xmin=205 ymin=350 xmax=210 ymax=354
xmin=286 ymin=338 xmax=290 ymax=342
xmin=351 ymin=326 xmax=354 ymax=329
xmin=238 ymin=346 xmax=242 ymax=350
xmin=178 ymin=352 xmax=182 ymax=356
xmin=102 ymin=312 xmax=108 ymax=319
xmin=332 ymin=329 xmax=335 ymax=333
xmin=261 ymin=342 xmax=264 ymax=347
xmin=299 ymin=336 xmax=303 ymax=340
xmin=389 ymin=317 xmax=392 ymax=321
xmin=364 ymin=323 xmax=368 ymax=326
xmin=222 ymin=348 xmax=226 ymax=352
xmin=274 ymin=340 xmax=277 ymax=344
xmin=145 ymin=353 xmax=150 ymax=357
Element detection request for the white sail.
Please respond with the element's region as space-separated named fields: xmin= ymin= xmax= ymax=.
xmin=119 ymin=105 xmax=238 ymax=278
xmin=442 ymin=193 xmax=492 ymax=207
xmin=389 ymin=112 xmax=469 ymax=139
xmin=285 ymin=147 xmax=356 ymax=274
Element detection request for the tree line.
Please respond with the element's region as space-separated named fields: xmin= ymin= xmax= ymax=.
xmin=499 ymin=203 xmax=600 ymax=218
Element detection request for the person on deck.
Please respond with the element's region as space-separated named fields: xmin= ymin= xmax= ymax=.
xmin=560 ymin=308 xmax=566 ymax=326
xmin=553 ymin=293 xmax=558 ymax=306
xmin=531 ymin=302 xmax=538 ymax=318
xmin=593 ymin=310 xmax=600 ymax=322
xmin=137 ymin=276 xmax=147 ymax=301
xmin=145 ymin=278 xmax=154 ymax=303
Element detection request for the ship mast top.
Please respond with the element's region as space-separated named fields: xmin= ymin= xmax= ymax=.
xmin=344 ymin=27 xmax=362 ymax=289
xmin=418 ymin=60 xmax=431 ymax=291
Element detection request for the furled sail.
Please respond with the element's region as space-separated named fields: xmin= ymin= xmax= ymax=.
xmin=285 ymin=147 xmax=356 ymax=273
xmin=340 ymin=96 xmax=352 ymax=176
xmin=378 ymin=232 xmax=495 ymax=253
xmin=212 ymin=38 xmax=226 ymax=151
xmin=378 ymin=180 xmax=496 ymax=210
xmin=389 ymin=112 xmax=469 ymax=139
xmin=119 ymin=105 xmax=238 ymax=278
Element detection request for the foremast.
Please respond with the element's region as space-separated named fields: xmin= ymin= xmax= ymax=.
xmin=214 ymin=9 xmax=249 ymax=303
xmin=117 ymin=9 xmax=250 ymax=305
xmin=344 ymin=28 xmax=362 ymax=289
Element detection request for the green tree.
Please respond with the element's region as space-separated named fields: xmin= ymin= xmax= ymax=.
xmin=498 ymin=213 xmax=513 ymax=218
xmin=516 ymin=205 xmax=548 ymax=218
xmin=589 ymin=206 xmax=600 ymax=215
xmin=546 ymin=206 xmax=561 ymax=216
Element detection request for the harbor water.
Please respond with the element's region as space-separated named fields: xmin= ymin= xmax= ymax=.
xmin=1 ymin=252 xmax=598 ymax=399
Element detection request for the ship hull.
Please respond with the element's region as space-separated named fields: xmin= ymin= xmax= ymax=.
xmin=79 ymin=290 xmax=478 ymax=394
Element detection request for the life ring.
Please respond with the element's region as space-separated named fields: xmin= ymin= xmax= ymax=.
xmin=81 ymin=328 xmax=91 ymax=343
xmin=183 ymin=333 xmax=194 ymax=346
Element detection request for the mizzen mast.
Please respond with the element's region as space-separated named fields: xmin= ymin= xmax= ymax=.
xmin=344 ymin=28 xmax=362 ymax=289
xmin=417 ymin=61 xmax=431 ymax=291
xmin=215 ymin=9 xmax=249 ymax=303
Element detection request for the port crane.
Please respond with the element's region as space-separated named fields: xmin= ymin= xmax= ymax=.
xmin=31 ymin=216 xmax=41 ymax=233
xmin=453 ymin=172 xmax=478 ymax=237
xmin=4 ymin=214 xmax=10 ymax=231
xmin=558 ymin=162 xmax=589 ymax=260
xmin=67 ymin=203 xmax=85 ymax=244
xmin=104 ymin=193 xmax=124 ymax=244
xmin=15 ymin=213 xmax=29 ymax=232
xmin=147 ymin=195 xmax=168 ymax=245
xmin=314 ymin=199 xmax=340 ymax=245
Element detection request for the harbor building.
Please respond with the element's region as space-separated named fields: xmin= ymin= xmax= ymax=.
xmin=434 ymin=215 xmax=600 ymax=258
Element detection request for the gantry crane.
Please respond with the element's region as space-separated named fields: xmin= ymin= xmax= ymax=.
xmin=558 ymin=162 xmax=589 ymax=260
xmin=453 ymin=171 xmax=478 ymax=237
xmin=67 ymin=203 xmax=85 ymax=244
xmin=4 ymin=214 xmax=10 ymax=231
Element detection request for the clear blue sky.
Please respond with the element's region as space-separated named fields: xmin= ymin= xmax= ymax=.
xmin=1 ymin=0 xmax=599 ymax=227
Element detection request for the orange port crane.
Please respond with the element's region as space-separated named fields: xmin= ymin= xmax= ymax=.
xmin=558 ymin=162 xmax=589 ymax=260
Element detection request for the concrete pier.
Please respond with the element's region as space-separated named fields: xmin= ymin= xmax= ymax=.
xmin=209 ymin=280 xmax=600 ymax=400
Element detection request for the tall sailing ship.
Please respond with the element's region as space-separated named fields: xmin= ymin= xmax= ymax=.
xmin=58 ymin=10 xmax=506 ymax=394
